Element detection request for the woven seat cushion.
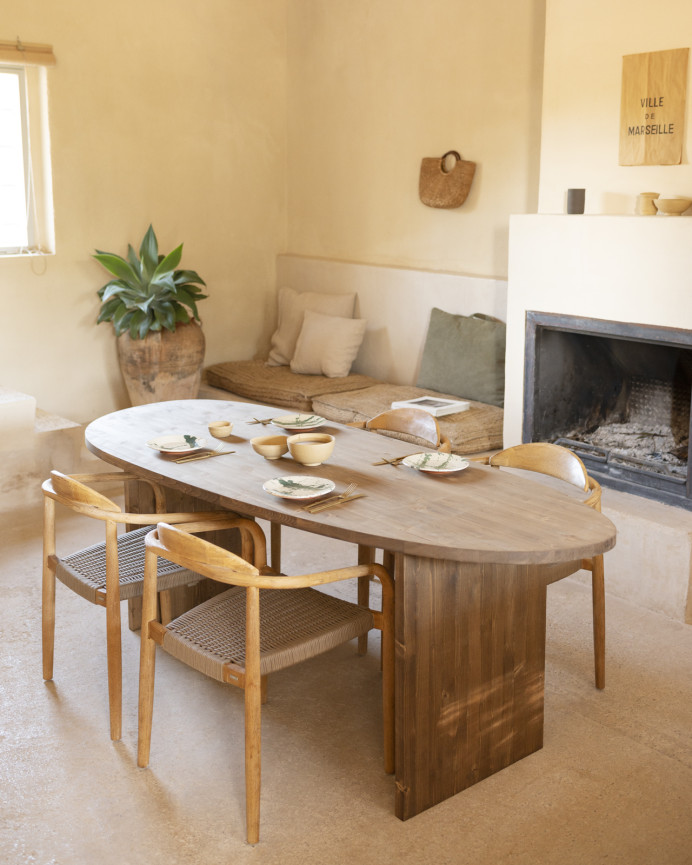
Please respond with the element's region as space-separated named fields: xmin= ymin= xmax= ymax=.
xmin=313 ymin=384 xmax=504 ymax=455
xmin=161 ymin=586 xmax=374 ymax=681
xmin=55 ymin=525 xmax=202 ymax=605
xmin=203 ymin=360 xmax=381 ymax=412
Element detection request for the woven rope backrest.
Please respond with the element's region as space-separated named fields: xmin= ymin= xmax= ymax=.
xmin=489 ymin=443 xmax=590 ymax=493
xmin=366 ymin=408 xmax=441 ymax=448
xmin=48 ymin=470 xmax=121 ymax=513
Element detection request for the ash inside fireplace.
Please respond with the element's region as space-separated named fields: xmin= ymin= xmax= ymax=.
xmin=563 ymin=375 xmax=689 ymax=478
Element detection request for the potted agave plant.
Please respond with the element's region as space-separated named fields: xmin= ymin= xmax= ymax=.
xmin=94 ymin=224 xmax=208 ymax=405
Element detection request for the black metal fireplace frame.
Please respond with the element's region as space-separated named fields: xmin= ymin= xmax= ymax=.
xmin=523 ymin=311 xmax=692 ymax=509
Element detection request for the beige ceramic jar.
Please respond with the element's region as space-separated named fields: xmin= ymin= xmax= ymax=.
xmin=636 ymin=192 xmax=659 ymax=215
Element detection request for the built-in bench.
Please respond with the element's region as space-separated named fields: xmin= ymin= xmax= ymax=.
xmin=201 ymin=361 xmax=504 ymax=455
xmin=201 ymin=258 xmax=507 ymax=456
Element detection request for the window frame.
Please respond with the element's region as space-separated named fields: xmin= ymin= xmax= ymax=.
xmin=0 ymin=54 xmax=54 ymax=257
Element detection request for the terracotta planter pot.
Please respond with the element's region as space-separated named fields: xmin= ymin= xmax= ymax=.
xmin=117 ymin=320 xmax=205 ymax=406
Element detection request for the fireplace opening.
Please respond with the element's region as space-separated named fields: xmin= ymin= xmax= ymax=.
xmin=523 ymin=312 xmax=692 ymax=509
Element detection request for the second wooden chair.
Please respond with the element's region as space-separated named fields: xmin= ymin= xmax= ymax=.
xmin=137 ymin=516 xmax=394 ymax=845
xmin=42 ymin=470 xmax=231 ymax=740
xmin=484 ymin=442 xmax=606 ymax=689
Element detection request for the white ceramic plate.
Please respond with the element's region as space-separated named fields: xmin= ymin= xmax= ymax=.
xmin=263 ymin=476 xmax=336 ymax=500
xmin=271 ymin=413 xmax=326 ymax=431
xmin=146 ymin=434 xmax=207 ymax=455
xmin=402 ymin=452 xmax=470 ymax=474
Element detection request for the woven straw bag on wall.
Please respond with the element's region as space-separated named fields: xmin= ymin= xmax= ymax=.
xmin=419 ymin=150 xmax=476 ymax=209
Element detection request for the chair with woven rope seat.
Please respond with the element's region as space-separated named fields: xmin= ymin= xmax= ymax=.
xmin=347 ymin=407 xmax=452 ymax=652
xmin=137 ymin=515 xmax=394 ymax=845
xmin=479 ymin=442 xmax=606 ymax=689
xmin=42 ymin=470 xmax=236 ymax=740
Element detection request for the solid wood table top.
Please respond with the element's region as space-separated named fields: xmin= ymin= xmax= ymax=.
xmin=84 ymin=399 xmax=616 ymax=565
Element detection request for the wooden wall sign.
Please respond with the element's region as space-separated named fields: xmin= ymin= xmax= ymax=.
xmin=619 ymin=47 xmax=689 ymax=166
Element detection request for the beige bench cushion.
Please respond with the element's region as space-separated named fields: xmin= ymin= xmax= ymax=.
xmin=313 ymin=384 xmax=503 ymax=455
xmin=204 ymin=360 xmax=381 ymax=412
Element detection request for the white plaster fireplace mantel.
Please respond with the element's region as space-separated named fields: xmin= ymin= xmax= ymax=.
xmin=507 ymin=214 xmax=692 ymax=624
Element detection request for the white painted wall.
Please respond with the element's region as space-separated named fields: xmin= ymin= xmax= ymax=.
xmin=1 ymin=0 xmax=287 ymax=423
xmin=277 ymin=255 xmax=507 ymax=385
xmin=539 ymin=0 xmax=692 ymax=215
xmin=285 ymin=0 xmax=545 ymax=280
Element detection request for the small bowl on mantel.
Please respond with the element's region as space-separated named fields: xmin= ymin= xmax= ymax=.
xmin=653 ymin=196 xmax=692 ymax=216
xmin=287 ymin=432 xmax=335 ymax=467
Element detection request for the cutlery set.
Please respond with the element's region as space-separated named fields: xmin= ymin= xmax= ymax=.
xmin=173 ymin=450 xmax=235 ymax=464
xmin=302 ymin=482 xmax=363 ymax=513
xmin=372 ymin=453 xmax=419 ymax=466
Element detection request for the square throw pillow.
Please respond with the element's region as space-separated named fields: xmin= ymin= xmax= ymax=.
xmin=290 ymin=310 xmax=367 ymax=378
xmin=416 ymin=307 xmax=506 ymax=407
xmin=267 ymin=287 xmax=356 ymax=366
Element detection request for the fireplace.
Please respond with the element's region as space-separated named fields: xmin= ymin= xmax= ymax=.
xmin=523 ymin=311 xmax=692 ymax=509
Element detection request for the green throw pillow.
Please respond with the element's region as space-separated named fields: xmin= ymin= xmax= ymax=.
xmin=416 ymin=308 xmax=506 ymax=407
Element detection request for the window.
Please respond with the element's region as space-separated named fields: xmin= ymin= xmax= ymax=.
xmin=0 ymin=40 xmax=55 ymax=256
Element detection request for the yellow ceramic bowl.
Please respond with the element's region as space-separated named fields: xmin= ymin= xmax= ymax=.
xmin=653 ymin=197 xmax=692 ymax=216
xmin=251 ymin=435 xmax=288 ymax=460
xmin=287 ymin=432 xmax=335 ymax=466
xmin=208 ymin=420 xmax=234 ymax=438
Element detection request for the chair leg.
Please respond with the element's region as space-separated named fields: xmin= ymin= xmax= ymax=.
xmin=591 ymin=554 xmax=606 ymax=690
xmin=245 ymin=586 xmax=262 ymax=844
xmin=105 ymin=590 xmax=123 ymax=741
xmin=42 ymin=498 xmax=56 ymax=681
xmin=138 ymin=551 xmax=160 ymax=767
xmin=269 ymin=522 xmax=282 ymax=574
xmin=357 ymin=545 xmax=376 ymax=655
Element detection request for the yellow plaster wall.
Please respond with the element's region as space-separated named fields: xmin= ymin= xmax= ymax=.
xmin=285 ymin=0 xmax=546 ymax=280
xmin=539 ymin=0 xmax=692 ymax=214
xmin=0 ymin=0 xmax=287 ymax=422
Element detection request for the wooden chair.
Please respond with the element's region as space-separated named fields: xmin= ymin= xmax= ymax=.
xmin=483 ymin=442 xmax=606 ymax=689
xmin=42 ymin=470 xmax=232 ymax=740
xmin=349 ymin=407 xmax=452 ymax=651
xmin=137 ymin=516 xmax=394 ymax=845
xmin=348 ymin=406 xmax=452 ymax=453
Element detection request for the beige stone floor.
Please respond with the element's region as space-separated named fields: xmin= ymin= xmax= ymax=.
xmin=2 ymin=504 xmax=691 ymax=865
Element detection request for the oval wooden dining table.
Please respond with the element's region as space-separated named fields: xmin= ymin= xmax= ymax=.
xmin=85 ymin=398 xmax=616 ymax=821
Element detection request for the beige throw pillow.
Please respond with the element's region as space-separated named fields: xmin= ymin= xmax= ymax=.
xmin=290 ymin=310 xmax=367 ymax=378
xmin=267 ymin=287 xmax=356 ymax=366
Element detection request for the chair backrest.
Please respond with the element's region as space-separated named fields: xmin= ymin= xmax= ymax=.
xmin=489 ymin=442 xmax=601 ymax=510
xmin=153 ymin=522 xmax=261 ymax=585
xmin=46 ymin=470 xmax=122 ymax=513
xmin=366 ymin=408 xmax=445 ymax=450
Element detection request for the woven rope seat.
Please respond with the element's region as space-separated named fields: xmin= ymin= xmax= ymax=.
xmin=55 ymin=525 xmax=199 ymax=606
xmin=162 ymin=586 xmax=375 ymax=681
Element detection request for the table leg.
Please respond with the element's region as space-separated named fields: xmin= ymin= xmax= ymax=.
xmin=394 ymin=554 xmax=577 ymax=820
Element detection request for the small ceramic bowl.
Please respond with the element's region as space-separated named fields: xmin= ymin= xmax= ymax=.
xmin=287 ymin=432 xmax=335 ymax=466
xmin=251 ymin=435 xmax=289 ymax=460
xmin=653 ymin=197 xmax=692 ymax=216
xmin=208 ymin=420 xmax=234 ymax=438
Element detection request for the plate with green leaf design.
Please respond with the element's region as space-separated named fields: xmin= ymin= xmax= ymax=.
xmin=401 ymin=452 xmax=469 ymax=475
xmin=147 ymin=434 xmax=207 ymax=455
xmin=271 ymin=414 xmax=326 ymax=432
xmin=263 ymin=475 xmax=336 ymax=500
